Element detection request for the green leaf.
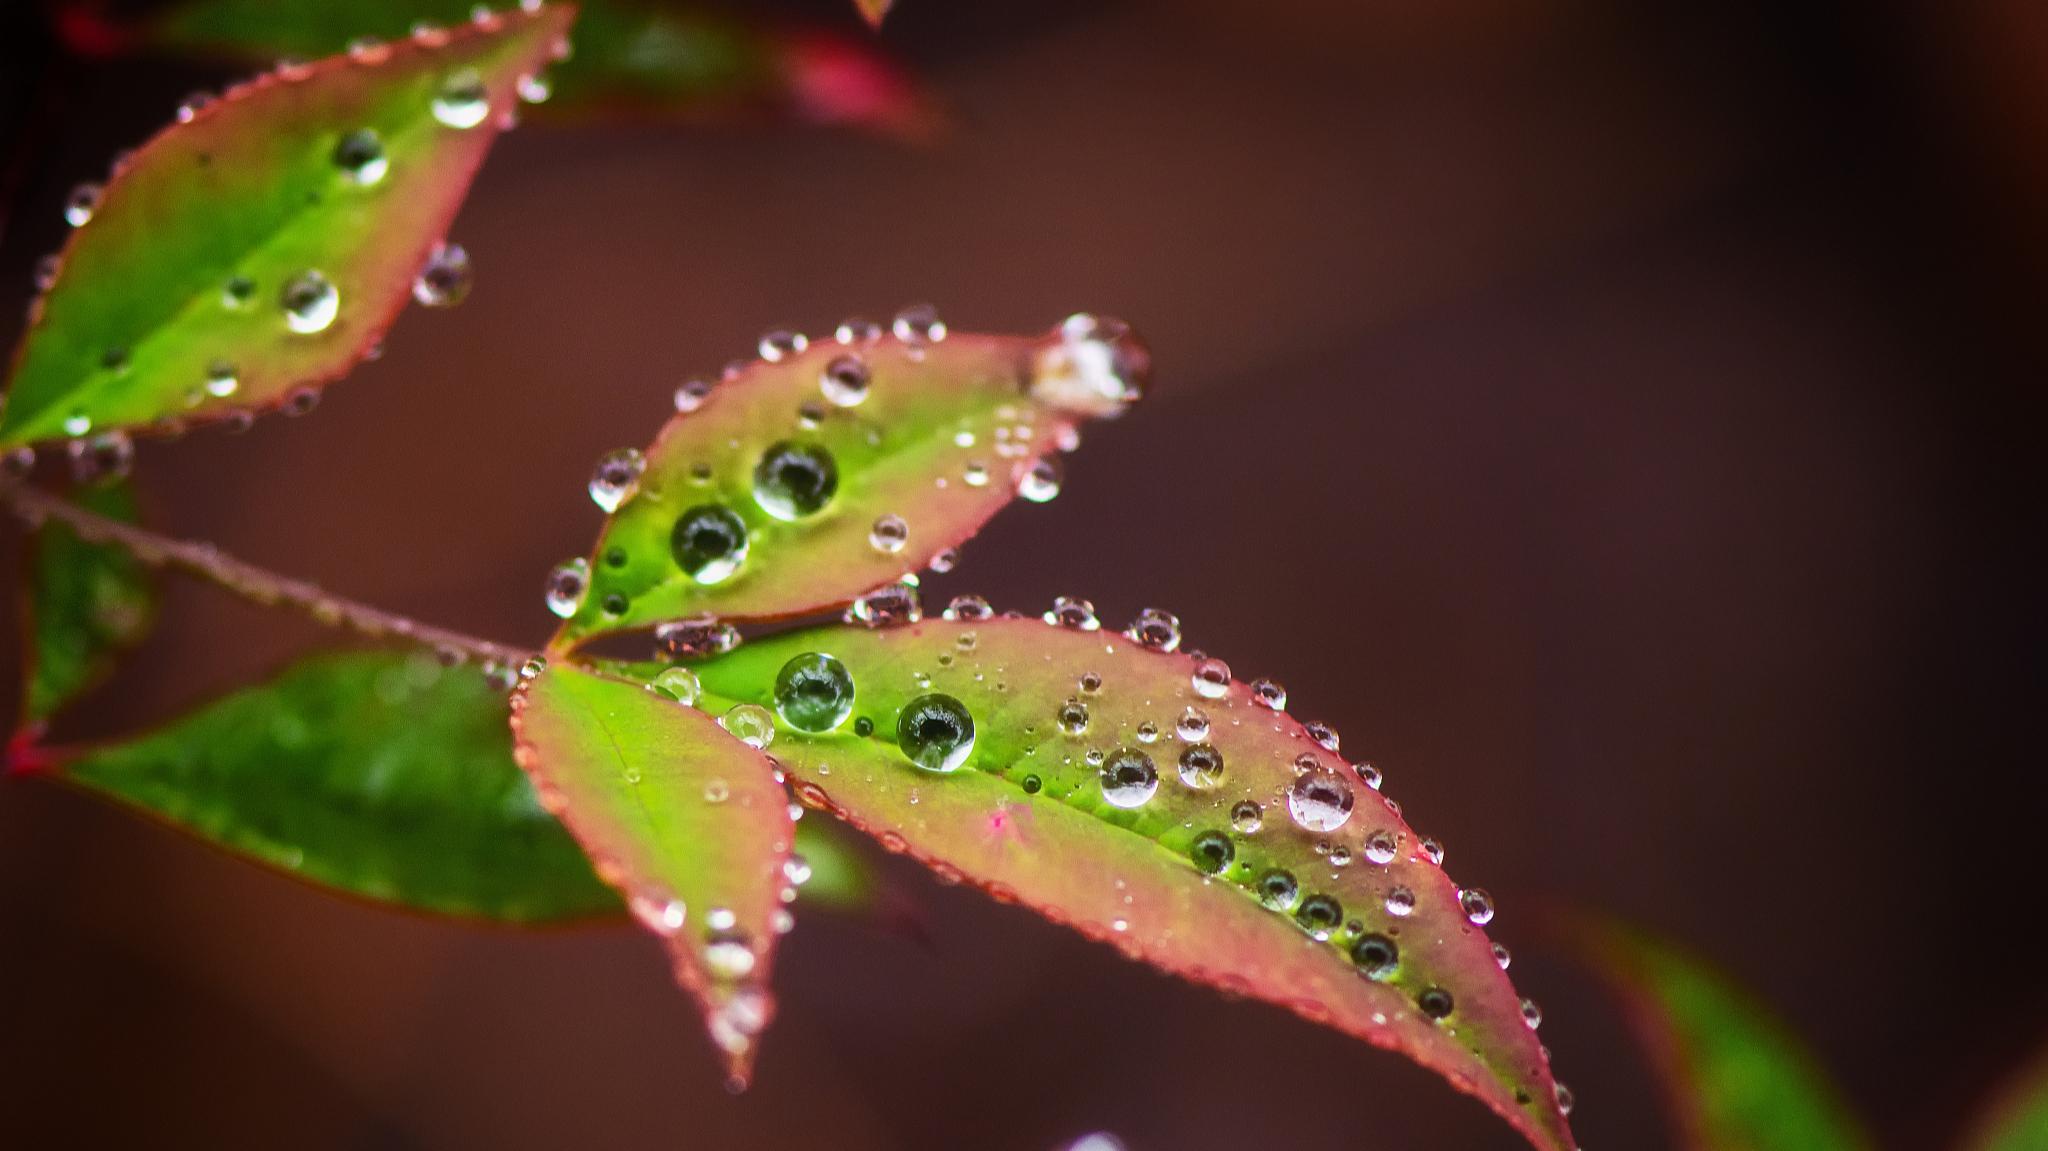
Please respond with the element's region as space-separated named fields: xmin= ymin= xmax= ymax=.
xmin=643 ymin=614 xmax=1576 ymax=1150
xmin=1962 ymin=1046 xmax=2048 ymax=1151
xmin=150 ymin=0 xmax=933 ymax=136
xmin=20 ymin=481 xmax=157 ymax=726
xmin=554 ymin=315 xmax=1148 ymax=647
xmin=1576 ymin=919 xmax=1871 ymax=1151
xmin=512 ymin=661 xmax=794 ymax=1084
xmin=0 ymin=5 xmax=575 ymax=447
xmin=49 ymin=650 xmax=620 ymax=923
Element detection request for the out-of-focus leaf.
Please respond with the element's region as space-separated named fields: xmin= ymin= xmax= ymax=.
xmin=147 ymin=0 xmax=935 ymax=136
xmin=1961 ymin=1045 xmax=2048 ymax=1151
xmin=20 ymin=481 xmax=156 ymax=725
xmin=639 ymin=615 xmax=1575 ymax=1150
xmin=1577 ymin=919 xmax=1871 ymax=1151
xmin=512 ymin=661 xmax=793 ymax=1084
xmin=48 ymin=650 xmax=619 ymax=923
xmin=554 ymin=315 xmax=1149 ymax=647
xmin=853 ymin=0 xmax=894 ymax=30
xmin=0 ymin=6 xmax=574 ymax=447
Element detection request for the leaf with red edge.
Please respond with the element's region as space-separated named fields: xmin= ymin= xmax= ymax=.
xmin=552 ymin=314 xmax=1148 ymax=648
xmin=1961 ymin=1043 xmax=2048 ymax=1151
xmin=511 ymin=661 xmax=794 ymax=1084
xmin=1574 ymin=918 xmax=1869 ymax=1151
xmin=0 ymin=6 xmax=576 ymax=447
xmin=19 ymin=480 xmax=157 ymax=727
xmin=645 ymin=614 xmax=1576 ymax=1149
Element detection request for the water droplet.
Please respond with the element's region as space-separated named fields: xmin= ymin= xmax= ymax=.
xmin=586 ymin=447 xmax=645 ymax=512
xmin=63 ymin=184 xmax=101 ymax=227
xmin=1417 ymin=987 xmax=1454 ymax=1019
xmin=671 ymin=504 xmax=749 ymax=583
xmin=280 ymin=270 xmax=339 ymax=334
xmin=1191 ymin=658 xmax=1231 ymax=699
xmin=1295 ymin=893 xmax=1343 ymax=939
xmin=204 ymin=360 xmax=239 ymax=397
xmin=544 ymin=557 xmax=589 ymax=617
xmin=347 ymin=37 xmax=391 ymax=64
xmin=1174 ymin=708 xmax=1209 ymax=742
xmin=1520 ymin=998 xmax=1543 ymax=1030
xmin=516 ymin=72 xmax=551 ymax=103
xmin=1303 ymin=721 xmax=1339 ymax=751
xmin=774 ymin=652 xmax=855 ymax=732
xmin=432 ymin=68 xmax=491 ymax=128
xmin=962 ymin=461 xmax=990 ymax=487
xmin=756 ymin=329 xmax=807 ymax=362
xmin=848 ymin=581 xmax=921 ymax=628
xmin=1286 ymin=769 xmax=1354 ymax=832
xmin=943 ymin=594 xmax=992 ymax=621
xmin=1256 ymin=868 xmax=1297 ymax=910
xmin=1018 ymin=457 xmax=1063 ymax=503
xmin=61 ymin=410 xmax=91 ymax=436
xmin=1043 ymin=595 xmax=1099 ymax=630
xmin=673 ymin=378 xmax=714 ymax=413
xmin=817 ymin=353 xmax=871 ymax=407
xmin=1078 ymin=672 xmax=1102 ymax=694
xmin=32 ymin=254 xmax=59 ymax=292
xmin=413 ymin=241 xmax=472 ymax=307
xmin=1028 ymin=313 xmax=1150 ymax=417
xmin=1099 ymin=748 xmax=1158 ymax=808
xmin=647 ymin=666 xmax=701 ymax=705
xmin=892 ymin=303 xmax=946 ymax=346
xmin=751 ymin=440 xmax=838 ymax=520
xmin=1384 ymin=886 xmax=1417 ymax=917
xmin=629 ymin=893 xmax=686 ymax=935
xmin=720 ymin=703 xmax=775 ymax=749
xmin=1176 ymin=743 xmax=1224 ymax=789
xmin=222 ymin=275 xmax=256 ymax=310
xmin=1189 ymin=830 xmax=1234 ymax=874
xmin=332 ymin=129 xmax=388 ymax=185
xmin=66 ymin=431 xmax=132 ymax=486
xmin=1124 ymin=607 xmax=1181 ymax=652
xmin=835 ymin=317 xmax=882 ymax=345
xmin=1493 ymin=942 xmax=1512 ymax=970
xmin=1420 ymin=838 xmax=1445 ymax=866
xmin=1351 ymin=933 xmax=1399 ymax=979
xmin=868 ymin=513 xmax=909 ymax=554
xmin=928 ymin=547 xmax=959 ymax=574
xmin=1457 ymin=887 xmax=1495 ymax=925
xmin=1250 ymin=678 xmax=1287 ymax=710
xmin=704 ymin=928 xmax=757 ymax=978
xmin=1231 ymin=800 xmax=1263 ymax=833
xmin=1354 ymin=761 xmax=1384 ymax=790
xmin=898 ymin=693 xmax=974 ymax=772
xmin=1054 ymin=699 xmax=1090 ymax=737
xmin=1363 ymin=829 xmax=1398 ymax=865
xmin=655 ymin=616 xmax=741 ymax=660
xmin=1553 ymin=1081 xmax=1574 ymax=1116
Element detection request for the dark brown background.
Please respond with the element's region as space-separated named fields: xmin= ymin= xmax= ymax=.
xmin=1 ymin=1 xmax=2041 ymax=1148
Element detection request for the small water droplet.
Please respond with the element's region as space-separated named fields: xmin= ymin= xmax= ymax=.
xmin=222 ymin=275 xmax=256 ymax=310
xmin=347 ymin=36 xmax=391 ymax=63
xmin=587 ymin=447 xmax=645 ymax=512
xmin=928 ymin=547 xmax=959 ymax=574
xmin=1124 ymin=607 xmax=1181 ymax=652
xmin=1231 ymin=800 xmax=1264 ymax=833
xmin=1303 ymin=720 xmax=1339 ymax=751
xmin=1099 ymin=748 xmax=1158 ymax=808
xmin=898 ymin=693 xmax=975 ymax=772
xmin=1384 ymin=887 xmax=1417 ymax=917
xmin=647 ymin=666 xmax=702 ymax=705
xmin=1175 ymin=707 xmax=1209 ymax=742
xmin=671 ymin=504 xmax=749 ymax=583
xmin=1018 ymin=457 xmax=1063 ymax=503
xmin=943 ymin=594 xmax=993 ymax=621
xmin=516 ymin=72 xmax=551 ymax=103
xmin=280 ymin=270 xmax=339 ymax=334
xmin=204 ymin=359 xmax=239 ymax=398
xmin=1520 ymin=997 xmax=1543 ymax=1030
xmin=1493 ymin=942 xmax=1513 ymax=970
xmin=1043 ymin=595 xmax=1099 ymax=630
xmin=1417 ymin=986 xmax=1454 ymax=1019
xmin=32 ymin=254 xmax=59 ymax=292
xmin=412 ymin=241 xmax=472 ymax=307
xmin=868 ymin=513 xmax=909 ymax=554
xmin=892 ymin=303 xmax=946 ymax=346
xmin=1458 ymin=887 xmax=1495 ymax=925
xmin=774 ymin=652 xmax=855 ymax=732
xmin=1363 ymin=829 xmax=1398 ymax=865
xmin=1354 ymin=761 xmax=1384 ymax=790
xmin=629 ymin=893 xmax=686 ymax=935
xmin=703 ymin=929 xmax=757 ymax=978
xmin=544 ymin=557 xmax=589 ymax=618
xmin=432 ymin=68 xmax=491 ymax=128
xmin=63 ymin=183 xmax=101 ymax=227
xmin=1177 ymin=743 xmax=1224 ymax=789
xmin=332 ymin=128 xmax=388 ymax=185
xmin=1191 ymin=658 xmax=1231 ymax=699
xmin=719 ymin=703 xmax=776 ymax=749
xmin=819 ymin=353 xmax=871 ymax=406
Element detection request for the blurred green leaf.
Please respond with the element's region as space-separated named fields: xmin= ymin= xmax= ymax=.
xmin=150 ymin=0 xmax=934 ymax=136
xmin=513 ymin=661 xmax=793 ymax=1083
xmin=54 ymin=650 xmax=619 ymax=922
xmin=0 ymin=6 xmax=573 ymax=446
xmin=617 ymin=615 xmax=1576 ymax=1150
xmin=20 ymin=481 xmax=156 ymax=726
xmin=1960 ymin=1046 xmax=2048 ymax=1151
xmin=1579 ymin=920 xmax=1872 ymax=1151
xmin=554 ymin=316 xmax=1149 ymax=647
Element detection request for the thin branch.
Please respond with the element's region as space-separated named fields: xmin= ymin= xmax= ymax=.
xmin=3 ymin=478 xmax=536 ymax=670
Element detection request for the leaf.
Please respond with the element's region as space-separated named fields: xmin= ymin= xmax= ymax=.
xmin=512 ymin=661 xmax=794 ymax=1083
xmin=1575 ymin=919 xmax=1871 ymax=1151
xmin=0 ymin=5 xmax=575 ymax=447
xmin=1961 ymin=1044 xmax=2048 ymax=1151
xmin=853 ymin=0 xmax=895 ymax=29
xmin=19 ymin=480 xmax=157 ymax=726
xmin=44 ymin=650 xmax=620 ymax=923
xmin=656 ymin=614 xmax=1576 ymax=1149
xmin=554 ymin=314 xmax=1149 ymax=647
xmin=145 ymin=0 xmax=935 ymax=137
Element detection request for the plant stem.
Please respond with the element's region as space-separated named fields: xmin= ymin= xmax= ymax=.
xmin=2 ymin=479 xmax=536 ymax=669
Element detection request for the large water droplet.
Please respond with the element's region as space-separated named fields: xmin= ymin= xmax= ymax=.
xmin=280 ymin=270 xmax=339 ymax=334
xmin=1286 ymin=769 xmax=1354 ymax=833
xmin=773 ymin=652 xmax=855 ymax=733
xmin=333 ymin=129 xmax=388 ymax=185
xmin=432 ymin=68 xmax=491 ymax=128
xmin=752 ymin=440 xmax=838 ymax=520
xmin=1176 ymin=743 xmax=1224 ymax=789
xmin=719 ymin=703 xmax=776 ymax=749
xmin=1191 ymin=657 xmax=1231 ymax=699
xmin=588 ymin=447 xmax=645 ymax=512
xmin=413 ymin=241 xmax=472 ymax=307
xmin=671 ymin=504 xmax=749 ymax=583
xmin=1098 ymin=748 xmax=1158 ymax=808
xmin=898 ymin=693 xmax=974 ymax=772
xmin=544 ymin=556 xmax=589 ymax=618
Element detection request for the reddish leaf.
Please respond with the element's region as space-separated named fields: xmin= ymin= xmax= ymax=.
xmin=0 ymin=6 xmax=575 ymax=446
xmin=511 ymin=661 xmax=793 ymax=1084
xmin=852 ymin=0 xmax=895 ymax=30
xmin=553 ymin=314 xmax=1148 ymax=647
xmin=678 ymin=614 xmax=1576 ymax=1149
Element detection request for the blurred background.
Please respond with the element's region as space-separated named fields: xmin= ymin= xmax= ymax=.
xmin=0 ymin=0 xmax=2041 ymax=1147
